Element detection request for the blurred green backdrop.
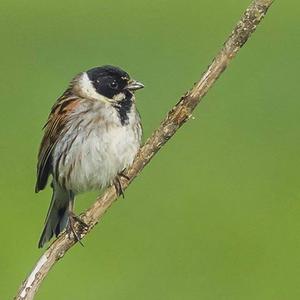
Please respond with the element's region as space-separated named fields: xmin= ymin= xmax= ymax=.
xmin=1 ymin=0 xmax=300 ymax=299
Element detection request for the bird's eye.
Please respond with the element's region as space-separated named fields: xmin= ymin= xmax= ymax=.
xmin=109 ymin=80 xmax=118 ymax=90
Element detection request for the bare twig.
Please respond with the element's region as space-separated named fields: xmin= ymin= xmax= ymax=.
xmin=14 ymin=1 xmax=274 ymax=299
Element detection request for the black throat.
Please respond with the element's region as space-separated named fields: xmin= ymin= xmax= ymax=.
xmin=113 ymin=91 xmax=133 ymax=126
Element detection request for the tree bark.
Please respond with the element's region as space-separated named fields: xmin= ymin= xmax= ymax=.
xmin=14 ymin=0 xmax=274 ymax=299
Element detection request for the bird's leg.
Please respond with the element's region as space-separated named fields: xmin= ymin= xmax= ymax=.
xmin=66 ymin=200 xmax=88 ymax=246
xmin=113 ymin=176 xmax=124 ymax=198
xmin=118 ymin=169 xmax=130 ymax=181
xmin=113 ymin=170 xmax=131 ymax=198
xmin=67 ymin=214 xmax=84 ymax=247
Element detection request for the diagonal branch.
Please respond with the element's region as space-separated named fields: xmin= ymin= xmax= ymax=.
xmin=14 ymin=1 xmax=274 ymax=299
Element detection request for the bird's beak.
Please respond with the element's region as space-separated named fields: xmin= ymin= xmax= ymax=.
xmin=125 ymin=79 xmax=144 ymax=91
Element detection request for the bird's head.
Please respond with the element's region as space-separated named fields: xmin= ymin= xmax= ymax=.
xmin=73 ymin=65 xmax=144 ymax=103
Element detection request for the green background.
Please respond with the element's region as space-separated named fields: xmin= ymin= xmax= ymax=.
xmin=1 ymin=0 xmax=299 ymax=299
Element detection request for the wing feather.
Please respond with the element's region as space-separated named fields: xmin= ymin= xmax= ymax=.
xmin=35 ymin=94 xmax=79 ymax=192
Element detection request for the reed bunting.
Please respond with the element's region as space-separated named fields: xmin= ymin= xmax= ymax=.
xmin=36 ymin=65 xmax=144 ymax=248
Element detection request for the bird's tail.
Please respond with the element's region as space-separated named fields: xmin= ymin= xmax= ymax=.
xmin=38 ymin=182 xmax=72 ymax=248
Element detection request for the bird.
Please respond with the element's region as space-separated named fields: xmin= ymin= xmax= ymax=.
xmin=35 ymin=65 xmax=144 ymax=248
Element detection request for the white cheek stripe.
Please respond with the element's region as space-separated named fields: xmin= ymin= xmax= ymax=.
xmin=77 ymin=73 xmax=111 ymax=103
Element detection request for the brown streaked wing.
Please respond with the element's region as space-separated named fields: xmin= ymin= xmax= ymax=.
xmin=35 ymin=96 xmax=80 ymax=192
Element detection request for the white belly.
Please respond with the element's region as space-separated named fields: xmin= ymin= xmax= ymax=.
xmin=53 ymin=102 xmax=141 ymax=193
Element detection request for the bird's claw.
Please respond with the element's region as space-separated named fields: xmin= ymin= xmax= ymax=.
xmin=67 ymin=212 xmax=89 ymax=246
xmin=113 ymin=176 xmax=125 ymax=198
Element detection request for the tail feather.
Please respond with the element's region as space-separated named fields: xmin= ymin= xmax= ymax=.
xmin=38 ymin=183 xmax=72 ymax=248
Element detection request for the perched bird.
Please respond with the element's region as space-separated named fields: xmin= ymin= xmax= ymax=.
xmin=36 ymin=65 xmax=144 ymax=248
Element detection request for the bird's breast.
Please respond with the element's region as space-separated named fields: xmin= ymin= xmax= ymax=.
xmin=53 ymin=101 xmax=142 ymax=193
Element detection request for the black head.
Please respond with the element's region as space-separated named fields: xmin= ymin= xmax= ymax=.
xmin=86 ymin=65 xmax=143 ymax=99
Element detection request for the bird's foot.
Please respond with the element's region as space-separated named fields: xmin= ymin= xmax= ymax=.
xmin=67 ymin=212 xmax=89 ymax=246
xmin=113 ymin=170 xmax=131 ymax=198
xmin=113 ymin=176 xmax=125 ymax=198
xmin=119 ymin=169 xmax=130 ymax=181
